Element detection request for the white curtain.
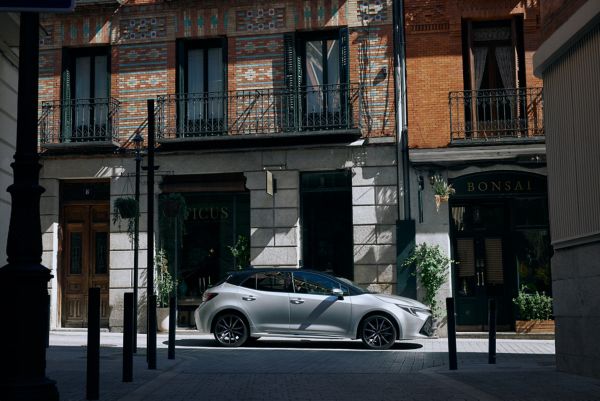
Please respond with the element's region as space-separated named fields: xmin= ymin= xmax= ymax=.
xmin=495 ymin=46 xmax=515 ymax=89
xmin=473 ymin=47 xmax=488 ymax=90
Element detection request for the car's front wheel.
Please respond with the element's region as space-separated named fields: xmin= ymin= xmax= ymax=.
xmin=213 ymin=313 xmax=249 ymax=347
xmin=360 ymin=315 xmax=397 ymax=350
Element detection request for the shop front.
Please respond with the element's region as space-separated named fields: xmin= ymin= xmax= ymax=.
xmin=449 ymin=171 xmax=551 ymax=331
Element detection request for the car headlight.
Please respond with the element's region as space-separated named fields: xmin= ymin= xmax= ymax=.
xmin=397 ymin=305 xmax=431 ymax=316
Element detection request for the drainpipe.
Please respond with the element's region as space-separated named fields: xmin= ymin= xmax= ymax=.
xmin=393 ymin=0 xmax=416 ymax=297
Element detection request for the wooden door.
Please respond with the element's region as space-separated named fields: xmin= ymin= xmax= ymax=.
xmin=61 ymin=204 xmax=110 ymax=327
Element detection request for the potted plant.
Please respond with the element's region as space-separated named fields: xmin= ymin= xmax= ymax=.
xmin=431 ymin=175 xmax=455 ymax=212
xmin=228 ymin=235 xmax=250 ymax=270
xmin=112 ymin=197 xmax=138 ymax=243
xmin=513 ymin=285 xmax=554 ymax=334
xmin=402 ymin=243 xmax=452 ymax=321
xmin=155 ymin=249 xmax=177 ymax=332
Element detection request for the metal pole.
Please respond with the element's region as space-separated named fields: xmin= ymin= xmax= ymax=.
xmin=488 ymin=297 xmax=497 ymax=364
xmin=147 ymin=99 xmax=157 ymax=370
xmin=446 ymin=297 xmax=458 ymax=370
xmin=87 ymin=288 xmax=100 ymax=400
xmin=123 ymin=292 xmax=133 ymax=382
xmin=168 ymin=218 xmax=177 ymax=360
xmin=0 ymin=12 xmax=59 ymax=401
xmin=133 ymin=139 xmax=141 ymax=353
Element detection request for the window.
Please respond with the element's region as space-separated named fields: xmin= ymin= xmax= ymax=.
xmin=241 ymin=271 xmax=292 ymax=293
xmin=284 ymin=29 xmax=349 ymax=130
xmin=177 ymin=39 xmax=227 ymax=136
xmin=62 ymin=47 xmax=110 ymax=142
xmin=292 ymin=271 xmax=348 ymax=296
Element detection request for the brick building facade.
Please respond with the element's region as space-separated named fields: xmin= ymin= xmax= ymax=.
xmin=37 ymin=0 xmax=552 ymax=334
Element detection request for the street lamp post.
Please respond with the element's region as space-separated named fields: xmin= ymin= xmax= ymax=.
xmin=132 ymin=132 xmax=143 ymax=352
xmin=0 ymin=13 xmax=59 ymax=400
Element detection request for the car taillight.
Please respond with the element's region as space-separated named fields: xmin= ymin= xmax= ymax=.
xmin=202 ymin=292 xmax=218 ymax=302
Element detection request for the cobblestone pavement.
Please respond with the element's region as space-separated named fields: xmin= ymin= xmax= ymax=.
xmin=46 ymin=331 xmax=600 ymax=401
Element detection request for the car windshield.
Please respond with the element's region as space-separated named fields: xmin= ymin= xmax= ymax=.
xmin=336 ymin=276 xmax=366 ymax=294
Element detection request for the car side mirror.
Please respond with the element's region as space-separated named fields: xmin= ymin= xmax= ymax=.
xmin=331 ymin=288 xmax=344 ymax=300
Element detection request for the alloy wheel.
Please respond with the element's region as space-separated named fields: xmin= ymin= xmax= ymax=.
xmin=213 ymin=314 xmax=248 ymax=347
xmin=360 ymin=315 xmax=397 ymax=350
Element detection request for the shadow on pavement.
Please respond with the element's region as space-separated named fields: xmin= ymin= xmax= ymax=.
xmin=167 ymin=338 xmax=424 ymax=350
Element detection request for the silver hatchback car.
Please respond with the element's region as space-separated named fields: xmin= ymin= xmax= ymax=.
xmin=194 ymin=269 xmax=433 ymax=349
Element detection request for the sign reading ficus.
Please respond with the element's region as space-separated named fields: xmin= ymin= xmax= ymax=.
xmin=450 ymin=171 xmax=547 ymax=197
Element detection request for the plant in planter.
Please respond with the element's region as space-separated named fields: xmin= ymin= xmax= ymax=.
xmin=112 ymin=197 xmax=138 ymax=244
xmin=155 ymin=249 xmax=177 ymax=332
xmin=513 ymin=285 xmax=554 ymax=334
xmin=228 ymin=235 xmax=250 ymax=270
xmin=431 ymin=175 xmax=455 ymax=212
xmin=402 ymin=243 xmax=452 ymax=318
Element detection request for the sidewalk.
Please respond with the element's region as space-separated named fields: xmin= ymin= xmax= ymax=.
xmin=46 ymin=331 xmax=600 ymax=401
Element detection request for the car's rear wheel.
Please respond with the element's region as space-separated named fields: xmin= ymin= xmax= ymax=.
xmin=213 ymin=313 xmax=249 ymax=347
xmin=360 ymin=315 xmax=397 ymax=350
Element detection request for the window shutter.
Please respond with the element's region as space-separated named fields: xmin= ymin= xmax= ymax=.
xmin=283 ymin=33 xmax=297 ymax=131
xmin=339 ymin=27 xmax=349 ymax=85
xmin=176 ymin=40 xmax=186 ymax=134
xmin=61 ymin=49 xmax=72 ymax=142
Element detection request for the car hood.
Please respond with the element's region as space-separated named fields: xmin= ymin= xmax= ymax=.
xmin=372 ymin=293 xmax=429 ymax=309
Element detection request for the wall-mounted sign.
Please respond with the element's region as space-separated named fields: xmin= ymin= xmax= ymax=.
xmin=0 ymin=0 xmax=75 ymax=12
xmin=451 ymin=171 xmax=547 ymax=197
xmin=187 ymin=207 xmax=230 ymax=221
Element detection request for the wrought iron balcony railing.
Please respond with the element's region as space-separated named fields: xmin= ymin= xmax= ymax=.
xmin=449 ymin=87 xmax=544 ymax=143
xmin=157 ymin=83 xmax=362 ymax=139
xmin=39 ymin=97 xmax=120 ymax=146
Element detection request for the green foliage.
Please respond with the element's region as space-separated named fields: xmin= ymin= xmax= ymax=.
xmin=431 ymin=175 xmax=456 ymax=197
xmin=112 ymin=197 xmax=138 ymax=245
xmin=402 ymin=243 xmax=452 ymax=317
xmin=228 ymin=235 xmax=250 ymax=270
xmin=155 ymin=249 xmax=177 ymax=308
xmin=513 ymin=285 xmax=553 ymax=320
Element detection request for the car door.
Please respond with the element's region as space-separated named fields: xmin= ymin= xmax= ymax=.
xmin=238 ymin=271 xmax=291 ymax=334
xmin=288 ymin=271 xmax=352 ymax=337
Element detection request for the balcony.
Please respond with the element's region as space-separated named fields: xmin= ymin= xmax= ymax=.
xmin=449 ymin=88 xmax=544 ymax=144
xmin=156 ymin=84 xmax=363 ymax=146
xmin=39 ymin=98 xmax=120 ymax=150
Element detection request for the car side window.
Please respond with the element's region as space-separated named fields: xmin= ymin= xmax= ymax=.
xmin=242 ymin=271 xmax=291 ymax=293
xmin=292 ymin=272 xmax=348 ymax=296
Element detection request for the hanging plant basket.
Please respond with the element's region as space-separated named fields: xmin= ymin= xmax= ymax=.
xmin=434 ymin=194 xmax=449 ymax=212
xmin=114 ymin=197 xmax=138 ymax=219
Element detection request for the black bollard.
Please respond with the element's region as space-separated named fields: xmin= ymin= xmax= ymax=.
xmin=168 ymin=295 xmax=176 ymax=359
xmin=148 ymin=294 xmax=157 ymax=369
xmin=446 ymin=297 xmax=457 ymax=370
xmin=488 ymin=297 xmax=497 ymax=364
xmin=123 ymin=292 xmax=134 ymax=382
xmin=46 ymin=294 xmax=51 ymax=348
xmin=87 ymin=288 xmax=100 ymax=400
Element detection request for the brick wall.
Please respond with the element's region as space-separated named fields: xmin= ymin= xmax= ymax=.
xmin=405 ymin=0 xmax=543 ymax=149
xmin=39 ymin=0 xmax=397 ymax=141
xmin=540 ymin=0 xmax=587 ymax=40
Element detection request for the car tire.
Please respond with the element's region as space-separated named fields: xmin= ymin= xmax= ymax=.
xmin=360 ymin=315 xmax=397 ymax=350
xmin=213 ymin=313 xmax=249 ymax=347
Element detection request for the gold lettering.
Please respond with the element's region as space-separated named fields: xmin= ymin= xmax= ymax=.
xmin=515 ymin=181 xmax=523 ymax=191
xmin=210 ymin=208 xmax=219 ymax=219
xmin=199 ymin=208 xmax=209 ymax=219
xmin=491 ymin=181 xmax=501 ymax=192
xmin=221 ymin=207 xmax=229 ymax=219
xmin=527 ymin=180 xmax=532 ymax=191
xmin=504 ymin=181 xmax=511 ymax=191
xmin=478 ymin=182 xmax=488 ymax=192
xmin=467 ymin=182 xmax=475 ymax=192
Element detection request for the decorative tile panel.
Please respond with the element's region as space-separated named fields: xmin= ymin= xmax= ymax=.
xmin=357 ymin=0 xmax=388 ymax=24
xmin=236 ymin=7 xmax=286 ymax=32
xmin=119 ymin=16 xmax=167 ymax=42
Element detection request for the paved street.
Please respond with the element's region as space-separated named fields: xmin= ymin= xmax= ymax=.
xmin=46 ymin=331 xmax=600 ymax=401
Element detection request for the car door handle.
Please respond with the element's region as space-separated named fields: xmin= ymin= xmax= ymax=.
xmin=290 ymin=298 xmax=304 ymax=304
xmin=242 ymin=296 xmax=256 ymax=301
